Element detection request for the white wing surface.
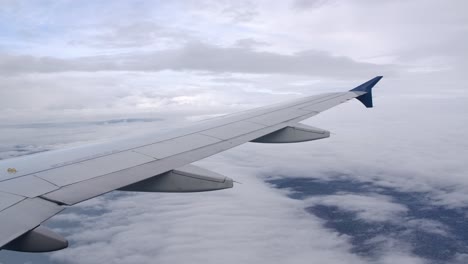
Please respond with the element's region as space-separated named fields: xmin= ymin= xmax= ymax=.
xmin=0 ymin=76 xmax=382 ymax=252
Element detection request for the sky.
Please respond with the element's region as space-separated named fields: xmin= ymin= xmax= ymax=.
xmin=0 ymin=0 xmax=468 ymax=263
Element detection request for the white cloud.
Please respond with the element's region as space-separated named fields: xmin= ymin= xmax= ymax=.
xmin=0 ymin=43 xmax=393 ymax=77
xmin=304 ymin=193 xmax=408 ymax=222
xmin=377 ymin=251 xmax=427 ymax=264
xmin=405 ymin=219 xmax=450 ymax=237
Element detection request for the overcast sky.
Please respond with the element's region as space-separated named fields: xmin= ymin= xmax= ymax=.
xmin=1 ymin=1 xmax=468 ymax=264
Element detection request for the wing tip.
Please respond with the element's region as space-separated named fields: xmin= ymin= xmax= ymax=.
xmin=350 ymin=76 xmax=383 ymax=93
xmin=351 ymin=76 xmax=383 ymax=108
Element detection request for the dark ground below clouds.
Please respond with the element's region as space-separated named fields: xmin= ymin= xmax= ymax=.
xmin=268 ymin=176 xmax=468 ymax=264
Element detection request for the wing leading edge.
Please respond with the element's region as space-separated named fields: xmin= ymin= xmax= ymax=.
xmin=0 ymin=76 xmax=383 ymax=252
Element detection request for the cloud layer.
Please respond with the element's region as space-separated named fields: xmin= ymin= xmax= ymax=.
xmin=0 ymin=43 xmax=392 ymax=77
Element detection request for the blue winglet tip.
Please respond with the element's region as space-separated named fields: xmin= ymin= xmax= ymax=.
xmin=350 ymin=76 xmax=383 ymax=108
xmin=350 ymin=76 xmax=383 ymax=92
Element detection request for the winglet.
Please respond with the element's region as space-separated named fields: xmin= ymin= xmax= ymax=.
xmin=350 ymin=76 xmax=383 ymax=108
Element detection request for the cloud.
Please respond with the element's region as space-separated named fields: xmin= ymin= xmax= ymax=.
xmin=234 ymin=38 xmax=270 ymax=49
xmin=293 ymin=0 xmax=332 ymax=10
xmin=405 ymin=219 xmax=450 ymax=237
xmin=304 ymin=193 xmax=408 ymax=222
xmin=0 ymin=43 xmax=393 ymax=77
xmin=220 ymin=0 xmax=259 ymax=23
xmin=0 ymin=70 xmax=273 ymax=123
xmin=70 ymin=21 xmax=196 ymax=49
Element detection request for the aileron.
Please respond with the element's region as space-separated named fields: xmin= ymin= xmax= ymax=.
xmin=0 ymin=176 xmax=58 ymax=198
xmin=35 ymin=151 xmax=155 ymax=186
xmin=0 ymin=192 xmax=25 ymax=212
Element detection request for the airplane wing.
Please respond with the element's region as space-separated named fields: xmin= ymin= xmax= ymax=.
xmin=0 ymin=76 xmax=382 ymax=252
